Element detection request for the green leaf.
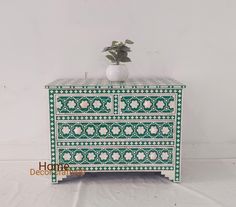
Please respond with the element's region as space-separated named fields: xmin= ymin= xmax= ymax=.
xmin=112 ymin=41 xmax=118 ymax=46
xmin=117 ymin=50 xmax=128 ymax=58
xmin=120 ymin=45 xmax=131 ymax=52
xmin=106 ymin=55 xmax=116 ymax=63
xmin=110 ymin=46 xmax=119 ymax=51
xmin=102 ymin=47 xmax=110 ymax=52
xmin=120 ymin=57 xmax=131 ymax=62
xmin=118 ymin=42 xmax=124 ymax=46
xmin=108 ymin=51 xmax=117 ymax=58
xmin=125 ymin=39 xmax=134 ymax=44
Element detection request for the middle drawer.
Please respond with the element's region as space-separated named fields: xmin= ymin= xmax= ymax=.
xmin=56 ymin=120 xmax=175 ymax=140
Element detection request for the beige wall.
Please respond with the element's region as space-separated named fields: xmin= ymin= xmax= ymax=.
xmin=0 ymin=0 xmax=236 ymax=159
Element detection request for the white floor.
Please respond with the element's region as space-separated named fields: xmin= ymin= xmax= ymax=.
xmin=1 ymin=159 xmax=236 ymax=207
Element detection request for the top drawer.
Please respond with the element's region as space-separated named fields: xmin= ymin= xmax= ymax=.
xmin=55 ymin=93 xmax=176 ymax=115
xmin=56 ymin=94 xmax=113 ymax=115
xmin=120 ymin=94 xmax=176 ymax=115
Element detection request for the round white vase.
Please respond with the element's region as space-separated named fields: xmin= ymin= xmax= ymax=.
xmin=106 ymin=64 xmax=129 ymax=82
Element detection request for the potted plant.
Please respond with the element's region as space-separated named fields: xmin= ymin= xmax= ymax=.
xmin=102 ymin=39 xmax=134 ymax=81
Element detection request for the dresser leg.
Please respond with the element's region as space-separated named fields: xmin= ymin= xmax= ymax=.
xmin=51 ymin=169 xmax=86 ymax=183
xmin=160 ymin=170 xmax=177 ymax=182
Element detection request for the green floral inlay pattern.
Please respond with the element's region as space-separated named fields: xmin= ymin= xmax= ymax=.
xmin=59 ymin=147 xmax=173 ymax=165
xmin=58 ymin=122 xmax=174 ymax=139
xmin=47 ymin=79 xmax=185 ymax=183
xmin=120 ymin=95 xmax=175 ymax=114
xmin=56 ymin=96 xmax=112 ymax=114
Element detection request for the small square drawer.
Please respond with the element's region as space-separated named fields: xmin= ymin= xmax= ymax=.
xmin=119 ymin=94 xmax=176 ymax=114
xmin=56 ymin=121 xmax=175 ymax=140
xmin=55 ymin=94 xmax=113 ymax=115
xmin=58 ymin=147 xmax=174 ymax=166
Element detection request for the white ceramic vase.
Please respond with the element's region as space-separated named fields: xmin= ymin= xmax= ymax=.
xmin=106 ymin=64 xmax=129 ymax=82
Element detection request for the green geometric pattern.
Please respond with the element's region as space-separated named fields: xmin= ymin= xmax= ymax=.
xmin=58 ymin=122 xmax=174 ymax=139
xmin=57 ymin=140 xmax=175 ymax=147
xmin=175 ymin=89 xmax=183 ymax=182
xmin=46 ymin=79 xmax=185 ymax=183
xmin=50 ymin=88 xmax=181 ymax=95
xmin=45 ymin=78 xmax=185 ymax=89
xmin=69 ymin=166 xmax=174 ymax=171
xmin=59 ymin=147 xmax=173 ymax=165
xmin=121 ymin=95 xmax=175 ymax=114
xmin=56 ymin=115 xmax=175 ymax=121
xmin=48 ymin=90 xmax=57 ymax=183
xmin=56 ymin=96 xmax=112 ymax=114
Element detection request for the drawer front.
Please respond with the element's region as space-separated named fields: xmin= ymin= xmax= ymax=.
xmin=56 ymin=94 xmax=113 ymax=114
xmin=120 ymin=94 xmax=175 ymax=114
xmin=57 ymin=121 xmax=174 ymax=139
xmin=58 ymin=147 xmax=173 ymax=165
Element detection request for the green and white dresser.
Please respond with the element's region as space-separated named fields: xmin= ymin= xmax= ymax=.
xmin=45 ymin=78 xmax=186 ymax=183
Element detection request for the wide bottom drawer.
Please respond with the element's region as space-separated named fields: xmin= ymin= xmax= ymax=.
xmin=58 ymin=146 xmax=174 ymax=166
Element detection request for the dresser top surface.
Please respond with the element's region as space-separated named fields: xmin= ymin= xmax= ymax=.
xmin=45 ymin=78 xmax=186 ymax=89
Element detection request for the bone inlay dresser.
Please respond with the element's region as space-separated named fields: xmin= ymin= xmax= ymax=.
xmin=45 ymin=78 xmax=186 ymax=183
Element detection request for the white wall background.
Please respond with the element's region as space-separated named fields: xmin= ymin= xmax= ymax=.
xmin=0 ymin=0 xmax=236 ymax=160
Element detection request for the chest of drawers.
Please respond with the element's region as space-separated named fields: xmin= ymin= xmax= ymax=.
xmin=45 ymin=78 xmax=186 ymax=183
